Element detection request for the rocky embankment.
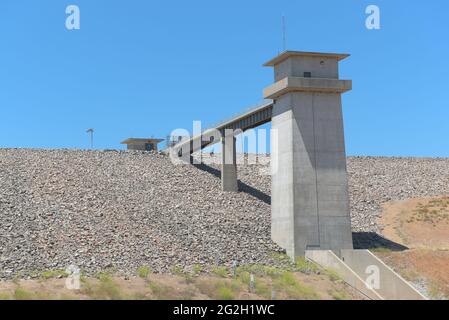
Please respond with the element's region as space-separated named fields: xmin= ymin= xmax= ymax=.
xmin=1 ymin=149 xmax=449 ymax=278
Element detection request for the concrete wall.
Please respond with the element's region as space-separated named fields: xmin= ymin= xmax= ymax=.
xmin=306 ymin=250 xmax=382 ymax=300
xmin=274 ymin=56 xmax=339 ymax=82
xmin=307 ymin=249 xmax=427 ymax=300
xmin=271 ymin=90 xmax=353 ymax=257
xmin=340 ymin=250 xmax=426 ymax=300
xmin=127 ymin=143 xmax=156 ymax=151
xmin=271 ymin=94 xmax=296 ymax=256
xmin=268 ymin=53 xmax=353 ymax=258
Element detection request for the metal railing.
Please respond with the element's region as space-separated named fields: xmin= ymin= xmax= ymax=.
xmin=161 ymin=99 xmax=274 ymax=152
xmin=202 ymin=99 xmax=273 ymax=132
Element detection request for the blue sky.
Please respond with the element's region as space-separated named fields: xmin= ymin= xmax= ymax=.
xmin=0 ymin=0 xmax=448 ymax=156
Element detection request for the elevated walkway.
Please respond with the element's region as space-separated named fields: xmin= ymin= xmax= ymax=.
xmin=169 ymin=99 xmax=273 ymax=155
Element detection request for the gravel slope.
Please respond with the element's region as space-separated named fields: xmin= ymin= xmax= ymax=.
xmin=1 ymin=149 xmax=449 ymax=278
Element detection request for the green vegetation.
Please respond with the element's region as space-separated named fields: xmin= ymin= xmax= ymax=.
xmin=137 ymin=266 xmax=152 ymax=279
xmin=148 ymin=280 xmax=173 ymax=300
xmin=274 ymin=272 xmax=319 ymax=300
xmin=170 ymin=265 xmax=185 ymax=276
xmin=253 ymin=278 xmax=272 ymax=299
xmin=0 ymin=260 xmax=356 ymax=300
xmin=217 ymin=286 xmax=235 ymax=300
xmin=295 ymin=257 xmax=320 ymax=274
xmin=41 ymin=269 xmax=68 ymax=280
xmin=192 ymin=264 xmax=203 ymax=276
xmin=195 ymin=278 xmax=241 ymax=300
xmin=211 ymin=266 xmax=229 ymax=278
xmin=370 ymin=247 xmax=393 ymax=254
xmin=97 ymin=273 xmax=121 ymax=299
xmin=148 ymin=279 xmax=197 ymax=300
xmin=324 ymin=268 xmax=341 ymax=282
xmin=271 ymin=252 xmax=322 ymax=275
xmin=0 ymin=292 xmax=11 ymax=300
xmin=271 ymin=252 xmax=293 ymax=264
xmin=236 ymin=263 xmax=321 ymax=300
xmin=82 ymin=272 xmax=122 ymax=300
xmin=329 ymin=289 xmax=350 ymax=300
xmin=428 ymin=282 xmax=443 ymax=300
xmin=13 ymin=287 xmax=34 ymax=300
xmin=237 ymin=264 xmax=283 ymax=278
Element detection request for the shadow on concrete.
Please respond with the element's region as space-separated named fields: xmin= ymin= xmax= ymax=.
xmin=352 ymin=232 xmax=408 ymax=251
xmin=193 ymin=163 xmax=271 ymax=205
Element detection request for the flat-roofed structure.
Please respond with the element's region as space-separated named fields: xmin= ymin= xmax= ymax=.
xmin=121 ymin=138 xmax=163 ymax=152
xmin=263 ymin=51 xmax=353 ymax=257
xmin=169 ymin=50 xmax=353 ymax=258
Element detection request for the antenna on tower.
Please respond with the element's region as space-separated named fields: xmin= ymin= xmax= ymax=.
xmin=282 ymin=14 xmax=287 ymax=52
xmin=86 ymin=128 xmax=94 ymax=149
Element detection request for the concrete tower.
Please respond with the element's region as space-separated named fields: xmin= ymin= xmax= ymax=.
xmin=263 ymin=51 xmax=353 ymax=258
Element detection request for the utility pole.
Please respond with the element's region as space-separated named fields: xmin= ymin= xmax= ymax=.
xmin=86 ymin=128 xmax=94 ymax=149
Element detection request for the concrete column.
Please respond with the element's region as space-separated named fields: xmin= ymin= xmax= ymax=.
xmin=221 ymin=135 xmax=238 ymax=192
xmin=264 ymin=51 xmax=354 ymax=258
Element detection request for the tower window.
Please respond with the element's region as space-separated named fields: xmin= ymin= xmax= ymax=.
xmin=304 ymin=72 xmax=312 ymax=78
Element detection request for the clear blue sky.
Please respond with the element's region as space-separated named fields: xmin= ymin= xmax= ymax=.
xmin=1 ymin=0 xmax=448 ymax=156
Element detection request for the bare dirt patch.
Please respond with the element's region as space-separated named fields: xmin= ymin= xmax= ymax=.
xmin=380 ymin=197 xmax=449 ymax=249
xmin=377 ymin=196 xmax=449 ymax=299
xmin=376 ymin=249 xmax=449 ymax=299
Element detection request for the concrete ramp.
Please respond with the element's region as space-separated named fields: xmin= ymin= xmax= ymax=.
xmin=306 ymin=250 xmax=382 ymax=300
xmin=306 ymin=250 xmax=427 ymax=300
xmin=340 ymin=250 xmax=426 ymax=300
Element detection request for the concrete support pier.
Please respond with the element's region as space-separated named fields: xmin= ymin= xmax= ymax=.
xmin=263 ymin=51 xmax=354 ymax=258
xmin=221 ymin=135 xmax=238 ymax=192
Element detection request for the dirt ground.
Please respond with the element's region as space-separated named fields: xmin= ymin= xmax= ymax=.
xmin=377 ymin=197 xmax=449 ymax=299
xmin=380 ymin=197 xmax=449 ymax=249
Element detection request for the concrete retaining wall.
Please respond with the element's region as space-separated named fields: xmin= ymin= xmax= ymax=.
xmin=340 ymin=250 xmax=426 ymax=300
xmin=306 ymin=250 xmax=382 ymax=300
xmin=306 ymin=249 xmax=427 ymax=300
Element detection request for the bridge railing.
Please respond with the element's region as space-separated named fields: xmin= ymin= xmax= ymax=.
xmin=202 ymin=99 xmax=273 ymax=132
xmin=162 ymin=99 xmax=273 ymax=152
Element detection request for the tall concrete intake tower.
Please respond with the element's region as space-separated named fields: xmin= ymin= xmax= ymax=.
xmin=263 ymin=51 xmax=354 ymax=258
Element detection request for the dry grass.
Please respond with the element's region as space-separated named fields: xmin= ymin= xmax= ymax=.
xmin=0 ymin=262 xmax=362 ymax=300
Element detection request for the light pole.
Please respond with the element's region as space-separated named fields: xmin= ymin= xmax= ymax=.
xmin=86 ymin=128 xmax=94 ymax=149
